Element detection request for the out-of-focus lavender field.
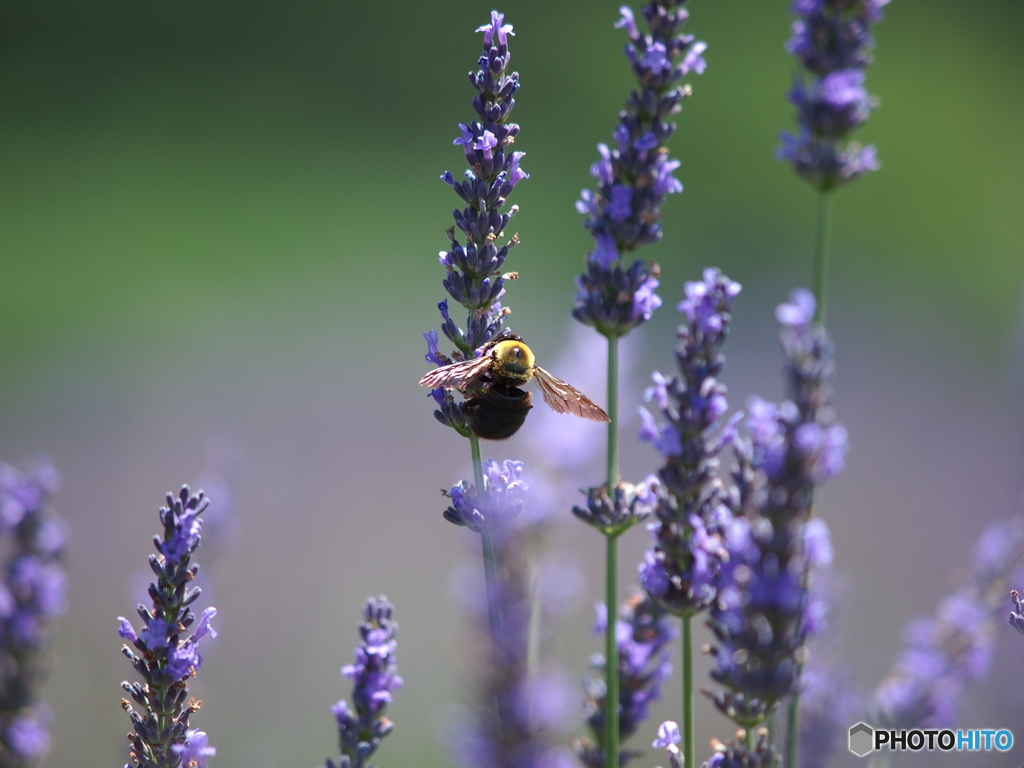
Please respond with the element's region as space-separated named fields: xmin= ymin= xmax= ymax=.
xmin=1 ymin=1 xmax=1022 ymax=766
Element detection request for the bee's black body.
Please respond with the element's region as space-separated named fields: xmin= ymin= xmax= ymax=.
xmin=464 ymin=381 xmax=533 ymax=440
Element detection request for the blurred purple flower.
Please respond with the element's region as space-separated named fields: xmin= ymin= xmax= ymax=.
xmin=707 ymin=290 xmax=845 ymax=728
xmin=0 ymin=459 xmax=65 ymax=768
xmin=119 ymin=487 xmax=217 ymax=768
xmin=171 ymin=730 xmax=215 ymax=768
xmin=325 ymin=597 xmax=401 ymax=768
xmin=448 ymin=515 xmax=576 ymax=768
xmin=1011 ymin=589 xmax=1024 ymax=636
xmin=873 ymin=514 xmax=1024 ymax=729
xmin=779 ymin=0 xmax=889 ymax=190
xmin=444 ymin=460 xmax=528 ymax=533
xmin=700 ymin=728 xmax=777 ymax=768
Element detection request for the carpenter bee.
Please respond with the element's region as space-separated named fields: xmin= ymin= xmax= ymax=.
xmin=419 ymin=331 xmax=611 ymax=440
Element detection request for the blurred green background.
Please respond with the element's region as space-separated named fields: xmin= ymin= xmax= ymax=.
xmin=2 ymin=1 xmax=1023 ymax=766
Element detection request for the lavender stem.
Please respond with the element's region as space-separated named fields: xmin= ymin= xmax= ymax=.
xmin=812 ymin=190 xmax=834 ymax=325
xmin=604 ymin=532 xmax=620 ymax=768
xmin=681 ymin=615 xmax=693 ymax=768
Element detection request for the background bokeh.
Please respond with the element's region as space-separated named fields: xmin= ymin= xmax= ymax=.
xmin=2 ymin=1 xmax=1023 ymax=766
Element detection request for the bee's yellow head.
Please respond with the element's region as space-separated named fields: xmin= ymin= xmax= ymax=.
xmin=490 ymin=339 xmax=535 ymax=384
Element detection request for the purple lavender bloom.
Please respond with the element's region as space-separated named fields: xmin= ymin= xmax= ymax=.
xmin=797 ymin=661 xmax=862 ymax=768
xmin=873 ymin=514 xmax=1024 ymax=729
xmin=119 ymin=487 xmax=217 ymax=768
xmin=575 ymin=593 xmax=676 ymax=768
xmin=0 ymin=460 xmax=65 ymax=768
xmin=572 ymin=478 xmax=659 ymax=537
xmin=639 ymin=269 xmax=740 ymax=617
xmin=700 ymin=729 xmax=777 ymax=768
xmin=325 ymin=597 xmax=401 ymax=768
xmin=651 ymin=721 xmax=683 ymax=768
xmin=1010 ymin=589 xmax=1024 ymax=636
xmin=444 ymin=460 xmax=528 ymax=533
xmin=171 ymin=730 xmax=215 ymax=768
xmin=779 ymin=0 xmax=890 ymax=190
xmin=573 ymin=2 xmax=706 ymax=338
xmin=706 ymin=290 xmax=845 ymax=728
xmin=424 ymin=12 xmax=527 ymax=429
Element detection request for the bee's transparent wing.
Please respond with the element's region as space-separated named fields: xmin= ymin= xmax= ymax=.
xmin=418 ymin=355 xmax=493 ymax=391
xmin=533 ymin=366 xmax=611 ymax=422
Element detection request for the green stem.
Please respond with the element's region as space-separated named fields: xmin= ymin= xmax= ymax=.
xmin=604 ymin=532 xmax=620 ymax=768
xmin=786 ymin=690 xmax=801 ymax=768
xmin=745 ymin=725 xmax=755 ymax=754
xmin=785 ymin=189 xmax=833 ymax=768
xmin=811 ymin=190 xmax=833 ymax=325
xmin=470 ymin=434 xmax=502 ymax=643
xmin=606 ymin=334 xmax=619 ymax=486
xmin=603 ymin=332 xmax=620 ymax=768
xmin=681 ymin=615 xmax=694 ymax=768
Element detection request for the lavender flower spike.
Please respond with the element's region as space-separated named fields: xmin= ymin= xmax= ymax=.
xmin=119 ymin=486 xmax=217 ymax=768
xmin=573 ymin=1 xmax=706 ymax=338
xmin=325 ymin=597 xmax=402 ymax=768
xmin=873 ymin=515 xmax=1024 ymax=729
xmin=706 ymin=289 xmax=845 ymax=728
xmin=575 ymin=593 xmax=676 ymax=768
xmin=779 ymin=0 xmax=890 ymax=190
xmin=0 ymin=460 xmax=66 ymax=768
xmin=425 ymin=11 xmax=527 ymax=434
xmin=639 ymin=269 xmax=740 ymax=617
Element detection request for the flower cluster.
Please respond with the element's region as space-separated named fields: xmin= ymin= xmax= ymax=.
xmin=0 ymin=460 xmax=66 ymax=768
xmin=638 ymin=269 xmax=740 ymax=617
xmin=325 ymin=597 xmax=402 ymax=768
xmin=572 ymin=479 xmax=659 ymax=537
xmin=779 ymin=0 xmax=890 ymax=190
xmin=873 ymin=514 xmax=1024 ymax=728
xmin=575 ymin=592 xmax=676 ymax=768
xmin=700 ymin=728 xmax=777 ymax=768
xmin=573 ymin=1 xmax=706 ymax=338
xmin=444 ymin=460 xmax=527 ymax=534
xmin=706 ymin=290 xmax=843 ymax=728
xmin=118 ymin=487 xmax=217 ymax=768
xmin=425 ymin=11 xmax=527 ymax=432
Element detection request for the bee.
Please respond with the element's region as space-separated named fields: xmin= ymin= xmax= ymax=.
xmin=419 ymin=331 xmax=611 ymax=440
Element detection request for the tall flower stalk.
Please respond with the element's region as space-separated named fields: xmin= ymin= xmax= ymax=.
xmin=118 ymin=487 xmax=217 ymax=768
xmin=324 ymin=597 xmax=402 ymax=768
xmin=637 ymin=269 xmax=739 ymax=768
xmin=0 ymin=460 xmax=66 ymax=768
xmin=779 ymin=0 xmax=890 ymax=323
xmin=777 ymin=2 xmax=887 ymax=755
xmin=572 ymin=5 xmax=705 ymax=768
xmin=706 ymin=291 xmax=845 ymax=762
xmin=423 ymin=10 xmax=527 ymax=648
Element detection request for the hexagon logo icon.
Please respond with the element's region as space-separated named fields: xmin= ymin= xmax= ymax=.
xmin=849 ymin=722 xmax=874 ymax=757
